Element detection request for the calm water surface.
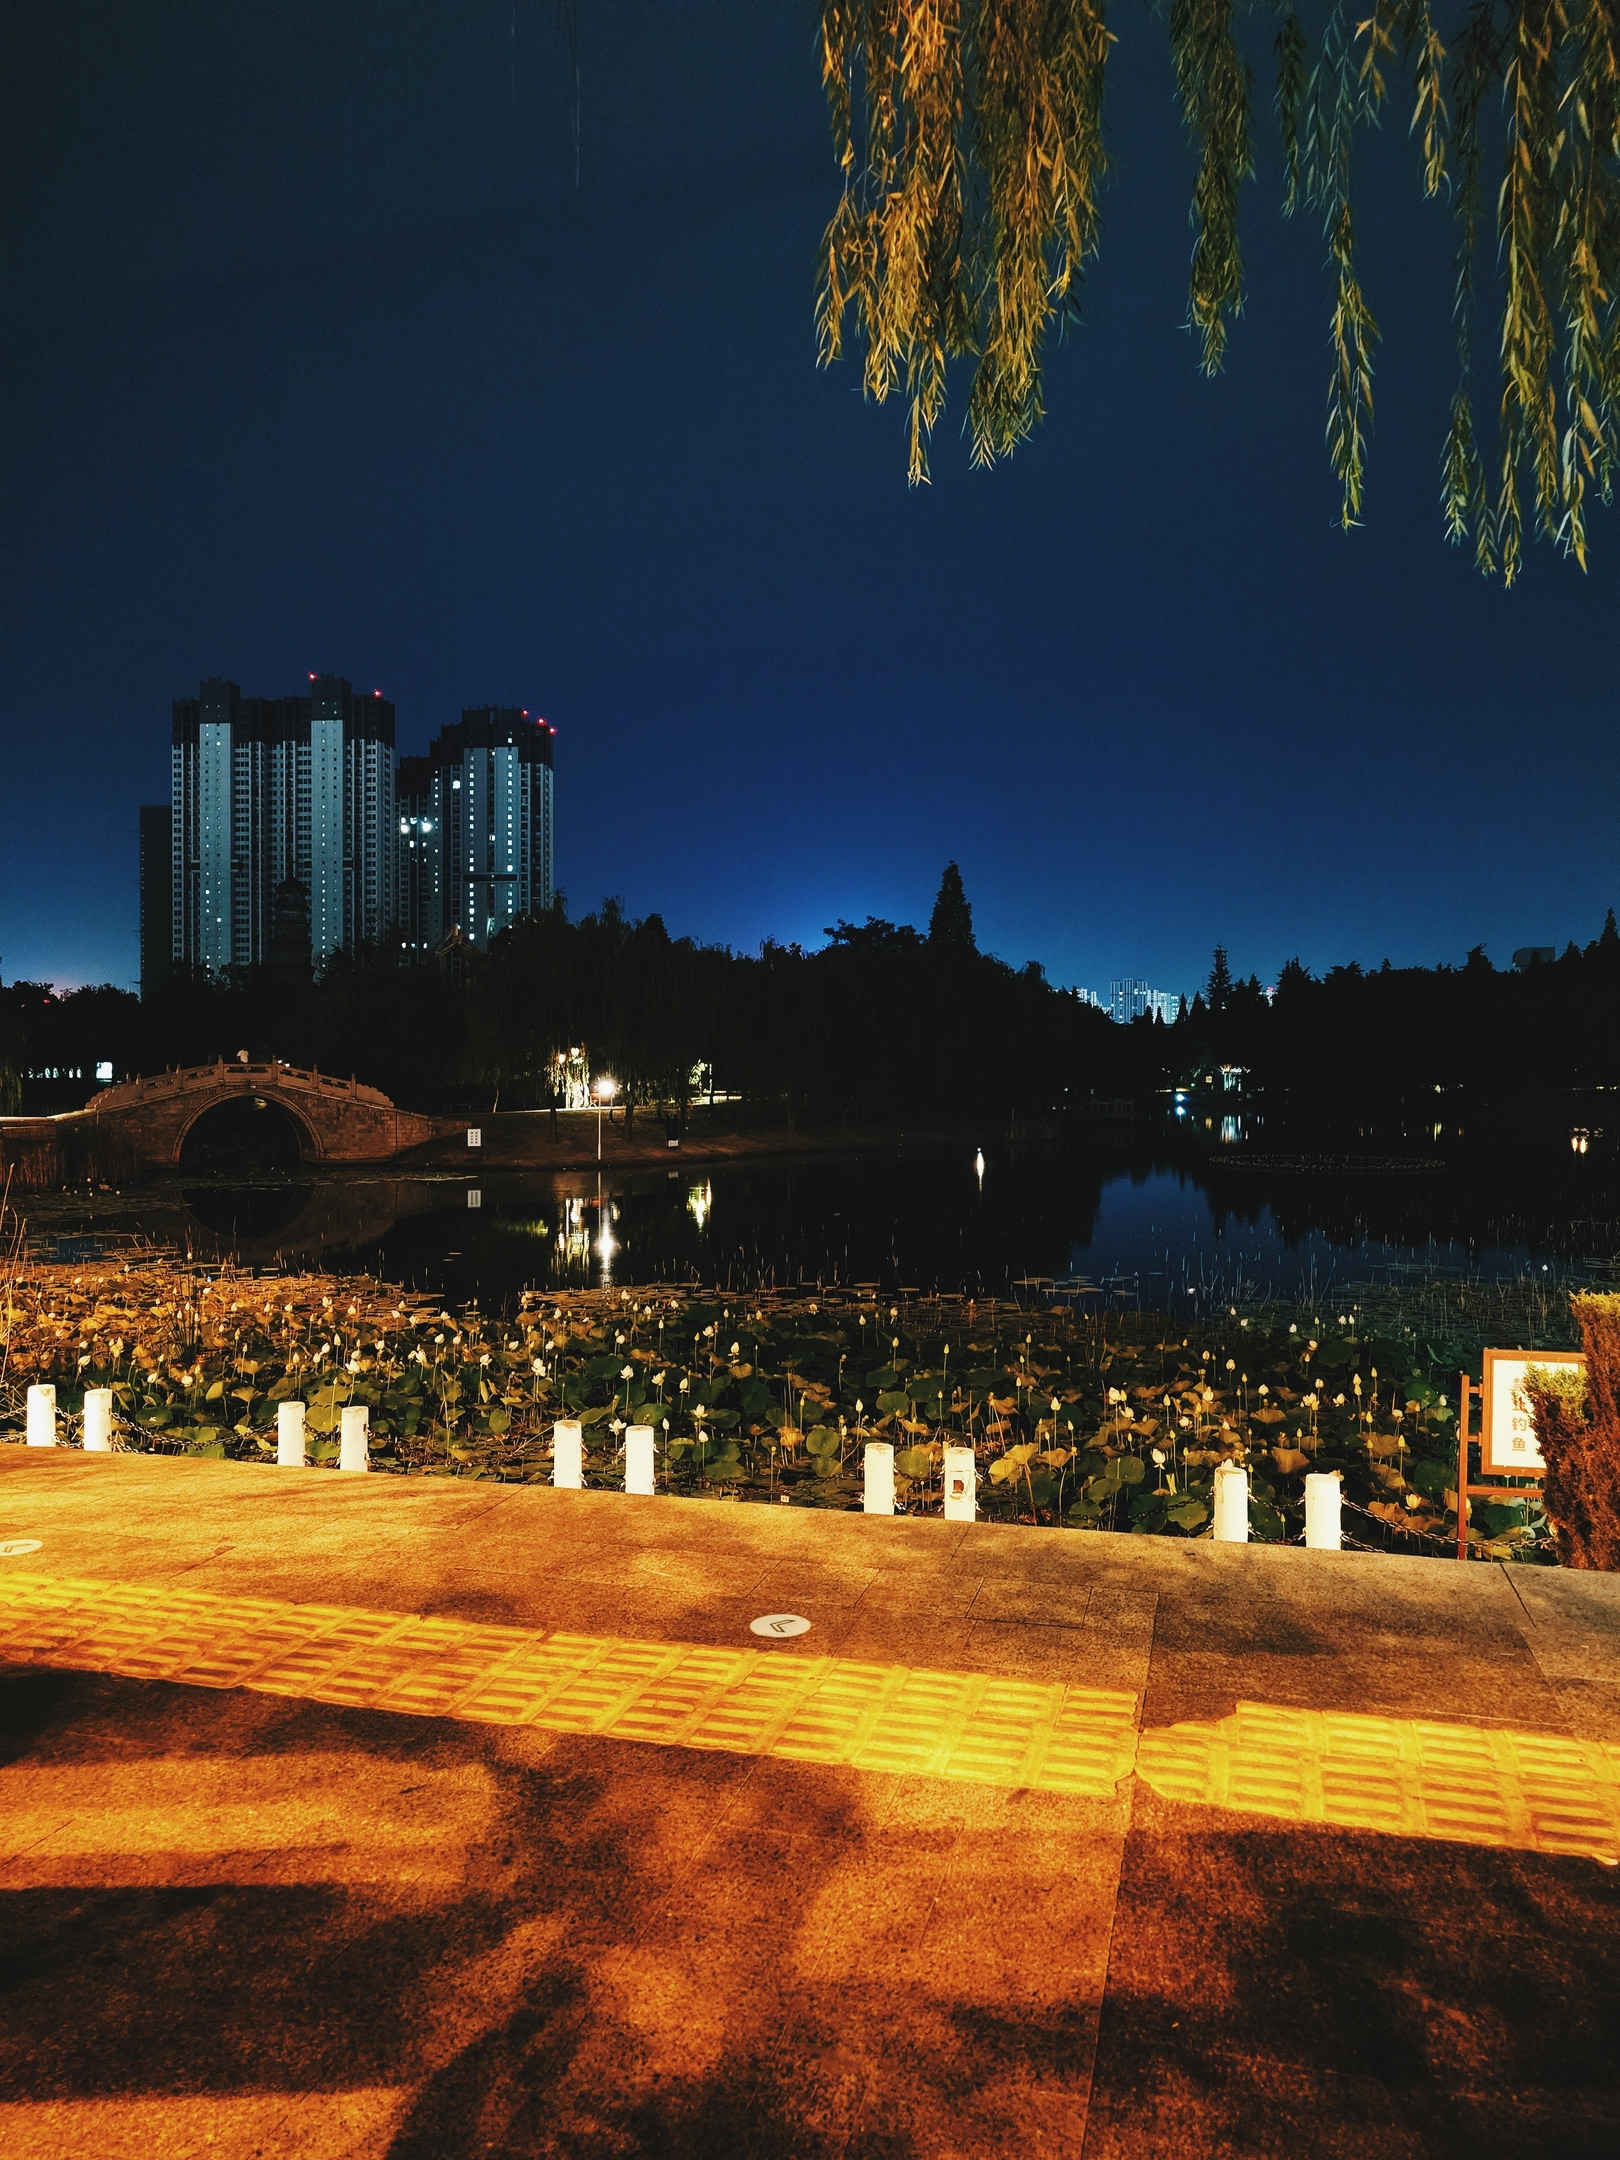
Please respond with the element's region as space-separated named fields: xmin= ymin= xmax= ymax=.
xmin=41 ymin=1112 xmax=1620 ymax=1314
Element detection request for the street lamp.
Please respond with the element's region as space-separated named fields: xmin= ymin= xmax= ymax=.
xmin=593 ymin=1075 xmax=618 ymax=1161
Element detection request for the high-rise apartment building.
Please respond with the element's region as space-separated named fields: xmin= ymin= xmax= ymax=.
xmin=1110 ymin=979 xmax=1182 ymax=1025
xmin=395 ymin=755 xmax=440 ymax=958
xmin=171 ymin=674 xmax=395 ymax=972
xmin=425 ymin=708 xmax=555 ymax=950
xmin=166 ymin=678 xmax=556 ymax=974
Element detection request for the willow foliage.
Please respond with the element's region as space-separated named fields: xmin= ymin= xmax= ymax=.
xmin=816 ymin=0 xmax=1620 ymax=580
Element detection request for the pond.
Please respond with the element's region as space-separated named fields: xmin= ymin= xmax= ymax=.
xmin=28 ymin=1109 xmax=1620 ymax=1323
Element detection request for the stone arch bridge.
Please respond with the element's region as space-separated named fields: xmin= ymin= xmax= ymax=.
xmin=1 ymin=1060 xmax=438 ymax=1174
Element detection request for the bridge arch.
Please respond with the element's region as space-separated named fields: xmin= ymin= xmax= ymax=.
xmin=62 ymin=1060 xmax=438 ymax=1170
xmin=175 ymin=1089 xmax=323 ymax=1170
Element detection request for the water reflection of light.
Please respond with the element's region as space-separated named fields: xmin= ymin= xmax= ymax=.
xmin=688 ymin=1181 xmax=713 ymax=1232
xmin=1571 ymin=1128 xmax=1591 ymax=1155
xmin=974 ymin=1149 xmax=985 ymax=1188
xmin=556 ymin=1195 xmax=591 ymax=1269
xmin=1220 ymin=1115 xmax=1242 ymax=1145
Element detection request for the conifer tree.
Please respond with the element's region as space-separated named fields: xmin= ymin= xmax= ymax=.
xmin=928 ymin=862 xmax=976 ymax=953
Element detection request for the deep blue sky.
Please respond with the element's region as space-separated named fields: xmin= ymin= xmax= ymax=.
xmin=2 ymin=1 xmax=1614 ymax=997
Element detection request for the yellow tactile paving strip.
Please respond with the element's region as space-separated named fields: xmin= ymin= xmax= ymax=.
xmin=0 ymin=1572 xmax=1137 ymax=1797
xmin=2 ymin=1570 xmax=1617 ymax=1861
xmin=1137 ymin=1700 xmax=1620 ymax=1862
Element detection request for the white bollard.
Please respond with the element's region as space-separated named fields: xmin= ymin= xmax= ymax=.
xmin=1212 ymin=1459 xmax=1250 ymax=1543
xmin=625 ymin=1423 xmax=655 ymax=1496
xmin=26 ymin=1385 xmax=57 ymax=1447
xmin=942 ymin=1443 xmax=977 ymax=1522
xmin=863 ymin=1440 xmax=895 ymax=1515
xmin=1305 ymin=1471 xmax=1343 ymax=1551
xmin=552 ymin=1419 xmax=584 ymax=1489
xmin=338 ymin=1404 xmax=370 ymax=1473
xmin=82 ymin=1388 xmax=114 ymax=1452
xmin=277 ymin=1398 xmax=307 ymax=1467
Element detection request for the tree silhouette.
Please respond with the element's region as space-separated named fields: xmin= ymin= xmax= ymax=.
xmin=928 ymin=862 xmax=976 ymax=954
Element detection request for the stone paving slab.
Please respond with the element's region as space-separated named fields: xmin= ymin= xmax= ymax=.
xmin=1 ymin=1448 xmax=1618 ymax=2159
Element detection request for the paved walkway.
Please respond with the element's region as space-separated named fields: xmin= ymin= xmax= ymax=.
xmin=2 ymin=1450 xmax=1618 ymax=2159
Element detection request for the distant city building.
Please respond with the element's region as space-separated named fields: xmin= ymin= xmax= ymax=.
xmin=1109 ymin=978 xmax=1181 ymax=1025
xmin=170 ymin=674 xmax=395 ymax=971
xmin=165 ymin=678 xmax=556 ymax=975
xmin=267 ymin=876 xmax=312 ymax=979
xmin=395 ymin=755 xmax=440 ymax=958
xmin=424 ymin=708 xmax=556 ymax=951
xmin=138 ymin=805 xmax=172 ymax=998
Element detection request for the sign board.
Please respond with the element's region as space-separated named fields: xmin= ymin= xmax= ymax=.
xmin=1480 ymin=1347 xmax=1586 ymax=1475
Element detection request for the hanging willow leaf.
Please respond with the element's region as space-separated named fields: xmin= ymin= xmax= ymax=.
xmin=1171 ymin=0 xmax=1255 ymax=374
xmin=1557 ymin=0 xmax=1620 ymax=565
xmin=1309 ymin=6 xmax=1380 ymax=526
xmin=1442 ymin=4 xmax=1499 ymax=571
xmin=1277 ymin=6 xmax=1309 ymax=216
xmin=816 ymin=0 xmax=1620 ymax=578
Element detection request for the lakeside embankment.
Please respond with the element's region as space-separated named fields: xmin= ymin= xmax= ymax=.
xmin=0 ymin=1256 xmax=1569 ymax=1560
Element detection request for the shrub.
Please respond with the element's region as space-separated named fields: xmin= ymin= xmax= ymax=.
xmin=1524 ymin=1295 xmax=1620 ymax=1571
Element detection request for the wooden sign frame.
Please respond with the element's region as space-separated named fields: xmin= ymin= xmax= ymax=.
xmin=1454 ymin=1347 xmax=1585 ymax=1560
xmin=1481 ymin=1347 xmax=1585 ymax=1475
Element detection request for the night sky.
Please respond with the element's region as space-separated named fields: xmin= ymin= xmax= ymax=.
xmin=3 ymin=1 xmax=1615 ymax=997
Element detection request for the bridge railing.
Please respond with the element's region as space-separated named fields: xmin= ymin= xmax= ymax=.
xmin=93 ymin=1062 xmax=394 ymax=1111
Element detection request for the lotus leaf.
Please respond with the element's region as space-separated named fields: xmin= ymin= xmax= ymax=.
xmin=1408 ymin=1458 xmax=1451 ymax=1500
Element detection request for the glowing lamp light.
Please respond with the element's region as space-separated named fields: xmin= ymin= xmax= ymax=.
xmin=625 ymin=1424 xmax=655 ymax=1496
xmin=26 ymin=1384 xmax=57 ymax=1447
xmin=82 ymin=1388 xmax=114 ymax=1452
xmin=863 ymin=1441 xmax=895 ymax=1515
xmin=593 ymin=1076 xmax=618 ymax=1101
xmin=277 ymin=1398 xmax=307 ymax=1468
xmin=552 ymin=1419 xmax=585 ymax=1489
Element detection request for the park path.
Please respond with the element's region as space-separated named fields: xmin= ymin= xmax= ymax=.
xmin=2 ymin=1452 xmax=1618 ymax=2159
